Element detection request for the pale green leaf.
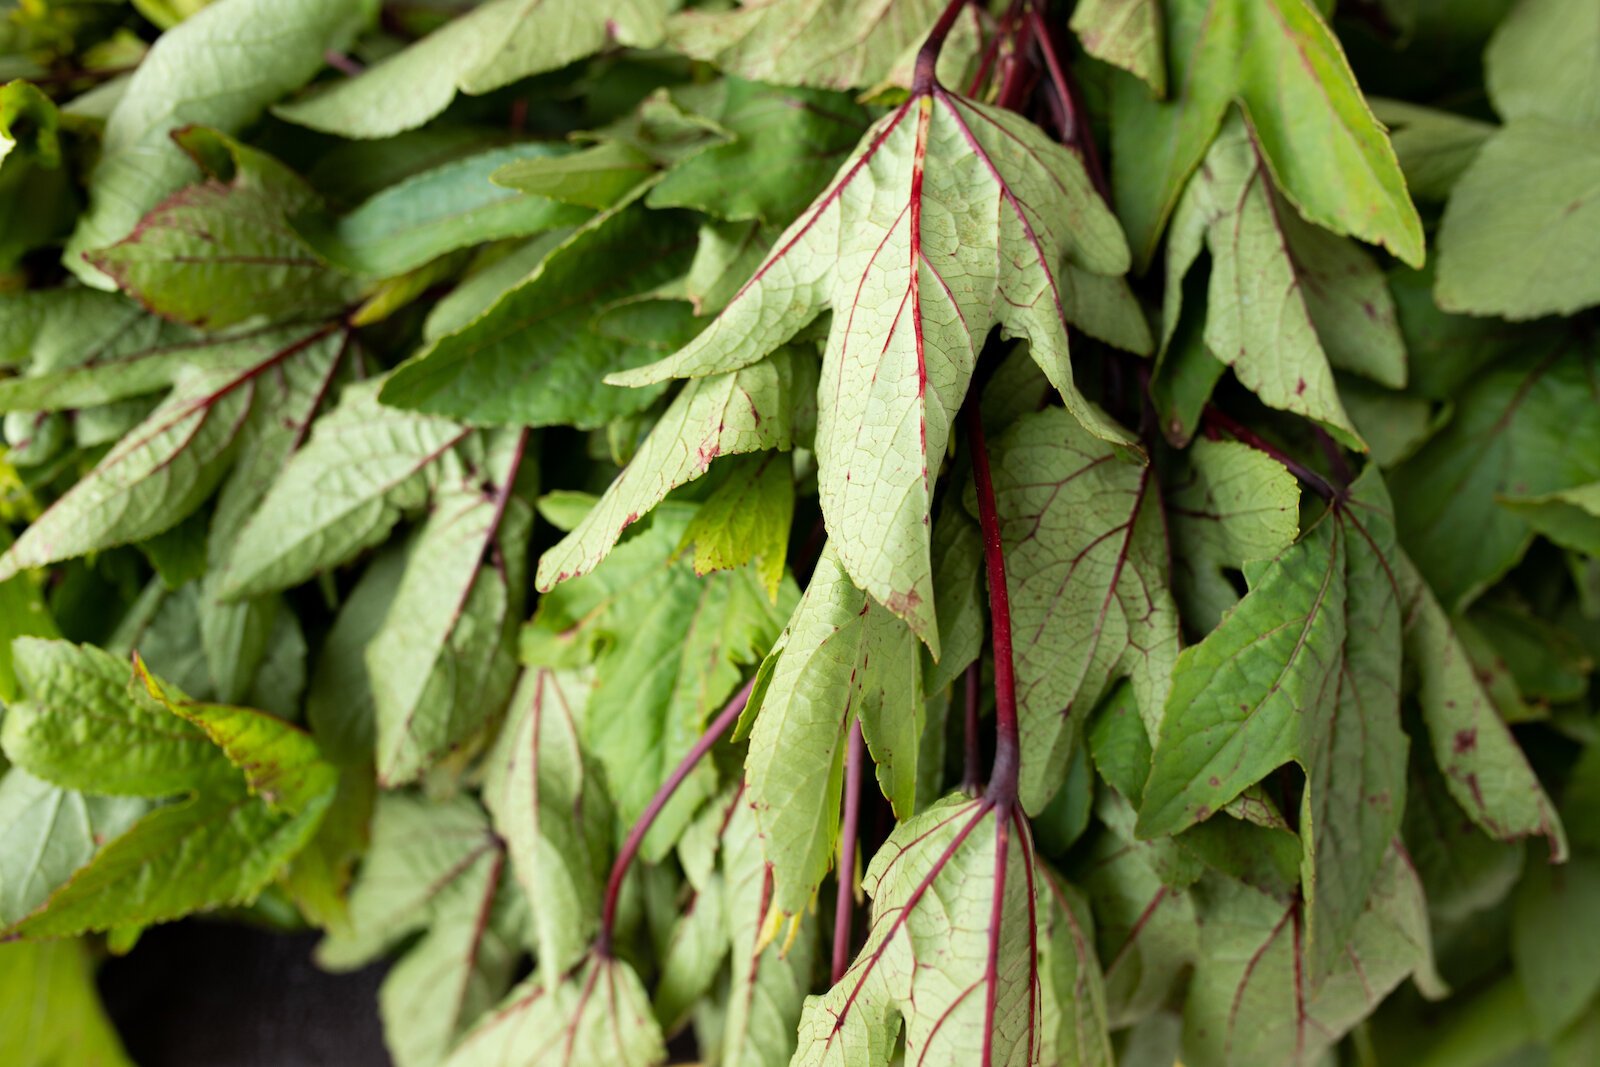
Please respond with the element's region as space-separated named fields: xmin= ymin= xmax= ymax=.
xmin=1501 ymin=481 xmax=1600 ymax=557
xmin=610 ymin=90 xmax=1139 ymax=649
xmin=1180 ymin=851 xmax=1438 ymax=1067
xmin=275 ymin=0 xmax=668 ymax=139
xmin=989 ymin=408 xmax=1181 ymax=811
xmin=1071 ymin=0 xmax=1166 ymax=96
xmin=442 ymin=955 xmax=666 ymax=1067
xmin=922 ymin=500 xmax=983 ymax=695
xmin=421 ymin=232 xmax=571 ymax=344
xmin=1110 ymin=0 xmax=1423 ymax=270
xmin=1484 ymin=0 xmax=1600 ymax=128
xmin=65 ymin=0 xmax=369 ymax=283
xmin=370 ymin=433 xmax=531 ymax=785
xmin=0 ymin=769 xmax=148 ymax=925
xmin=791 ymin=795 xmax=1039 ymax=1066
xmin=1167 ymin=438 xmax=1301 ymax=634
xmin=536 ymin=347 xmax=810 ymax=589
xmin=1039 ymin=874 xmax=1115 ymax=1067
xmin=744 ymin=546 xmax=919 ymax=916
xmin=490 ymin=141 xmax=657 ymax=210
xmin=481 ymin=667 xmax=614 ymax=982
xmin=1369 ymin=98 xmax=1493 ymax=202
xmin=306 ymin=545 xmax=406 ymax=767
xmin=217 ymin=379 xmax=470 ymax=598
xmin=1434 ymin=120 xmax=1600 ymax=319
xmin=681 ymin=452 xmax=794 ymax=600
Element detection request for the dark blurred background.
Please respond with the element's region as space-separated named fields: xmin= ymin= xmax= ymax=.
xmin=98 ymin=923 xmax=391 ymax=1067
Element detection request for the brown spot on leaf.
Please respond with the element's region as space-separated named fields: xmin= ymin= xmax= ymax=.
xmin=1454 ymin=728 xmax=1477 ymax=754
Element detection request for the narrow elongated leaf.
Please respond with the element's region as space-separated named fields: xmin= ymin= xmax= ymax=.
xmin=381 ymin=205 xmax=699 ymax=429
xmin=1162 ymin=115 xmax=1405 ymax=445
xmin=295 ymin=144 xmax=591 ymax=278
xmin=482 ymin=667 xmax=613 ymax=982
xmin=65 ymin=0 xmax=368 ymax=281
xmin=370 ymin=432 xmax=531 ymax=785
xmin=989 ymin=407 xmax=1181 ymax=811
xmin=792 ymin=795 xmax=1041 ymax=1066
xmin=1141 ymin=468 xmax=1408 ymax=981
xmin=536 ymin=347 xmax=810 ymax=589
xmin=525 ymin=505 xmax=786 ymax=855
xmin=1395 ymin=553 xmax=1567 ymax=856
xmin=1039 ymin=873 xmax=1115 ymax=1067
xmin=0 ymin=939 xmax=133 ymax=1067
xmin=275 ymin=0 xmax=668 ymax=139
xmin=610 ymin=87 xmax=1142 ymax=649
xmin=1111 ymin=0 xmax=1424 ymax=269
xmin=745 ymin=546 xmax=919 ymax=916
xmin=218 ymin=379 xmax=470 ymax=597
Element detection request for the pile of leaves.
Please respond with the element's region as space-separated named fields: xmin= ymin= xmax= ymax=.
xmin=2 ymin=0 xmax=1598 ymax=1064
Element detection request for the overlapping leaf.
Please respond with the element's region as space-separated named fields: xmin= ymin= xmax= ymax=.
xmin=608 ymin=85 xmax=1145 ymax=650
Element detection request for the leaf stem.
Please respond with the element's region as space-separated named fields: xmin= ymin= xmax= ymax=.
xmin=913 ymin=0 xmax=974 ymax=93
xmin=595 ymin=676 xmax=756 ymax=957
xmin=831 ymin=721 xmax=866 ymax=982
xmin=1202 ymin=406 xmax=1337 ymax=501
xmin=963 ymin=401 xmax=1021 ymax=807
xmin=962 ymin=660 xmax=984 ymax=794
xmin=1026 ymin=8 xmax=1110 ymax=202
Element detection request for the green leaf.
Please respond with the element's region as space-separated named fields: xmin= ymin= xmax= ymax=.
xmin=369 ymin=431 xmax=531 ymax=785
xmin=305 ymin=544 xmax=406 ymax=767
xmin=525 ymin=506 xmax=786 ymax=857
xmin=1039 ymin=873 xmax=1115 ymax=1067
xmin=0 ymin=326 xmax=344 ymax=583
xmin=0 ymin=769 xmax=148 ymax=924
xmin=1162 ymin=113 xmax=1406 ymax=446
xmin=646 ymin=78 xmax=873 ymax=225
xmin=610 ymin=89 xmax=1141 ymax=650
xmin=989 ymin=407 xmax=1181 ymax=812
xmin=1484 ymin=0 xmax=1600 ymax=129
xmin=442 ymin=955 xmax=666 ymax=1067
xmin=716 ymin=793 xmax=818 ymax=1067
xmin=666 ymin=0 xmax=972 ymax=92
xmin=1110 ymin=0 xmax=1423 ymax=270
xmin=1502 ymin=481 xmax=1600 ymax=557
xmin=1395 ymin=553 xmax=1567 ymax=856
xmin=491 ymin=141 xmax=658 ymax=210
xmin=791 ymin=795 xmax=1040 ymax=1065
xmin=1167 ymin=438 xmax=1301 ymax=635
xmin=133 ymin=656 xmax=338 ymax=815
xmin=922 ymin=500 xmax=984 ymax=695
xmin=217 ymin=378 xmax=469 ymax=598
xmin=1180 ymin=851 xmax=1438 ymax=1067
xmin=680 ymin=453 xmax=794 ymax=600
xmin=294 ymin=144 xmax=592 ymax=279
xmin=65 ymin=0 xmax=370 ymax=284
xmin=1369 ymin=99 xmax=1493 ymax=202
xmin=381 ymin=204 xmax=699 ymax=429
xmin=274 ymin=0 xmax=668 ymax=139
xmin=1070 ymin=0 xmax=1166 ymax=96
xmin=1512 ymin=853 xmax=1600 ymax=1040
xmin=2 ymin=638 xmax=229 ymax=797
xmin=744 ymin=545 xmax=919 ymax=916
xmin=1391 ymin=341 xmax=1600 ymax=611
xmin=1434 ymin=120 xmax=1600 ymax=319
xmin=536 ymin=346 xmax=811 ymax=591
xmin=1142 ymin=468 xmax=1409 ymax=981
xmin=86 ymin=134 xmax=357 ymax=330
xmin=0 ymin=939 xmax=133 ymax=1067
xmin=481 ymin=666 xmax=613 ymax=983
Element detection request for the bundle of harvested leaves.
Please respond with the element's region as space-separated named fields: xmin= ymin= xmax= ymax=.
xmin=1 ymin=0 xmax=1598 ymax=1064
